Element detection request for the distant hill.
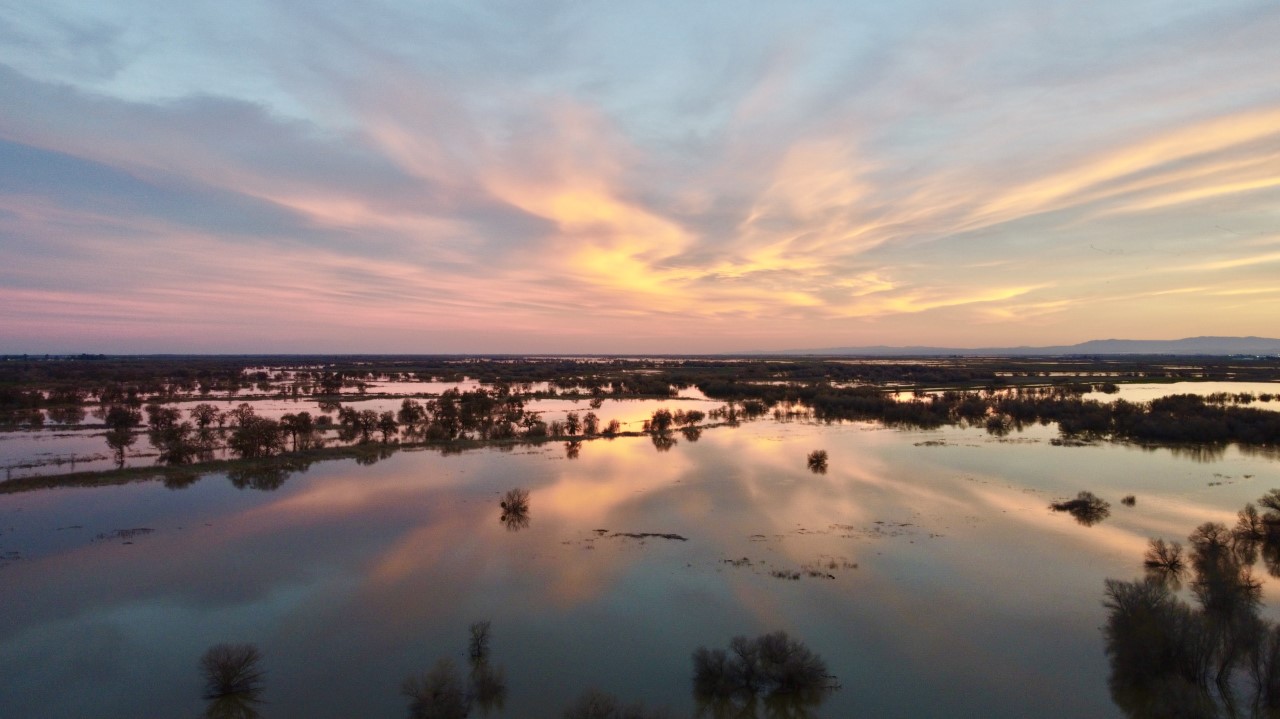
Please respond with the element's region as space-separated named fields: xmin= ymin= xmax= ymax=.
xmin=776 ymin=336 xmax=1280 ymax=357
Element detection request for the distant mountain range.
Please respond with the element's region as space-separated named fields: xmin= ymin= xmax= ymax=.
xmin=775 ymin=336 xmax=1280 ymax=357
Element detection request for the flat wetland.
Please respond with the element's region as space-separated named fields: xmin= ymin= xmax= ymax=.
xmin=2 ymin=355 xmax=1279 ymax=717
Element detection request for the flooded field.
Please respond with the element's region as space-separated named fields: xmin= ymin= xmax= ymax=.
xmin=3 ymin=408 xmax=1279 ymax=717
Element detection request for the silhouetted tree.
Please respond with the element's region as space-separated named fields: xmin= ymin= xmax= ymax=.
xmin=378 ymin=411 xmax=400 ymax=443
xmin=1050 ymin=491 xmax=1111 ymax=526
xmin=806 ymin=450 xmax=828 ymax=474
xmin=200 ymin=643 xmax=264 ymax=719
xmin=190 ymin=403 xmax=223 ymax=429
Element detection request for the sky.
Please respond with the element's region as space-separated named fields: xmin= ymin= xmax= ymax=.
xmin=1 ymin=0 xmax=1277 ymax=354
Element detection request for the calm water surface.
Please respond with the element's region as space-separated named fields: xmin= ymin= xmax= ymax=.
xmin=2 ymin=418 xmax=1279 ymax=717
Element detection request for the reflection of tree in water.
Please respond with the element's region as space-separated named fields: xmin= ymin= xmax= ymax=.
xmin=1163 ymin=444 xmax=1228 ymax=463
xmin=162 ymin=468 xmax=202 ymax=490
xmin=403 ymin=620 xmax=506 ymax=718
xmin=1050 ymin=491 xmax=1111 ymax=526
xmin=562 ymin=689 xmax=666 ymax=719
xmin=354 ymin=443 xmax=397 ymax=466
xmin=652 ymin=433 xmax=678 ymax=452
xmin=46 ymin=405 xmax=86 ymax=425
xmin=200 ymin=643 xmax=265 ymax=719
xmin=104 ymin=428 xmax=136 ymax=468
xmin=565 ymin=440 xmax=581 ymax=459
xmin=1103 ymin=489 xmax=1280 ymax=718
xmin=692 ymin=632 xmax=838 ymax=719
xmin=227 ymin=457 xmax=314 ymax=491
xmin=500 ymin=488 xmax=530 ymax=531
xmin=985 ymin=414 xmax=1013 ymax=436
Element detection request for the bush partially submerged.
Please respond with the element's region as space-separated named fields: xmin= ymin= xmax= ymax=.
xmin=500 ymin=488 xmax=529 ymax=514
xmin=404 ymin=621 xmax=507 ymax=719
xmin=200 ymin=643 xmax=265 ymax=700
xmin=500 ymin=488 xmax=530 ymax=531
xmin=402 ymin=659 xmax=469 ymax=719
xmin=1143 ymin=539 xmax=1186 ymax=584
xmin=806 ymin=450 xmax=828 ymax=474
xmin=692 ymin=631 xmax=835 ymax=701
xmin=1050 ymin=491 xmax=1111 ymax=526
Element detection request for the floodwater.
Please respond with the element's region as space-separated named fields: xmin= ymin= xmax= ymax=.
xmin=0 ymin=388 xmax=713 ymax=480
xmin=1086 ymin=380 xmax=1280 ymax=404
xmin=2 ymin=414 xmax=1279 ymax=717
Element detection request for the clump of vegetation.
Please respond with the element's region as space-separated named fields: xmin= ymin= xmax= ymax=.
xmin=1120 ymin=495 xmax=1136 ymax=507
xmin=1234 ymin=503 xmax=1269 ymax=542
xmin=200 ymin=643 xmax=265 ymax=718
xmin=985 ymin=414 xmax=1013 ymax=436
xmin=647 ymin=409 xmax=674 ymax=434
xmin=806 ymin=450 xmax=828 ymax=474
xmin=1050 ymin=491 xmax=1111 ymax=526
xmin=1103 ymin=488 xmax=1280 ymax=716
xmin=691 ymin=631 xmax=836 ymax=702
xmin=403 ymin=621 xmax=507 ymax=719
xmin=500 ymin=488 xmax=530 ymax=531
xmin=403 ymin=659 xmax=469 ymax=719
xmin=1142 ymin=539 xmax=1185 ymax=577
xmin=201 ymin=643 xmax=265 ymax=699
xmin=500 ymin=488 xmax=529 ymax=514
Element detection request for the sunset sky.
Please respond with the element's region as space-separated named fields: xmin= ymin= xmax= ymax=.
xmin=2 ymin=1 xmax=1277 ymax=354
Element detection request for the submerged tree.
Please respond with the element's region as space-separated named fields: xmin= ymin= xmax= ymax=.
xmin=403 ymin=659 xmax=469 ymax=719
xmin=228 ymin=416 xmax=285 ymax=459
xmin=200 ymin=643 xmax=265 ymax=719
xmin=500 ymin=488 xmax=530 ymax=531
xmin=404 ymin=621 xmax=506 ymax=719
xmin=1102 ymin=489 xmax=1280 ymax=717
xmin=692 ymin=631 xmax=836 ymax=714
xmin=806 ymin=450 xmax=828 ymax=474
xmin=104 ymin=427 xmax=137 ymax=468
xmin=1050 ymin=491 xmax=1111 ymax=526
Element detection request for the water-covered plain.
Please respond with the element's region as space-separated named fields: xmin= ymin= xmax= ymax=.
xmin=3 ymin=403 xmax=1278 ymax=717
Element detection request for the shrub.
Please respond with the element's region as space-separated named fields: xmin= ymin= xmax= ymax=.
xmin=500 ymin=488 xmax=529 ymax=514
xmin=200 ymin=643 xmax=265 ymax=700
xmin=1050 ymin=491 xmax=1111 ymax=526
xmin=402 ymin=659 xmax=468 ymax=719
xmin=806 ymin=450 xmax=828 ymax=473
xmin=692 ymin=631 xmax=834 ymax=700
